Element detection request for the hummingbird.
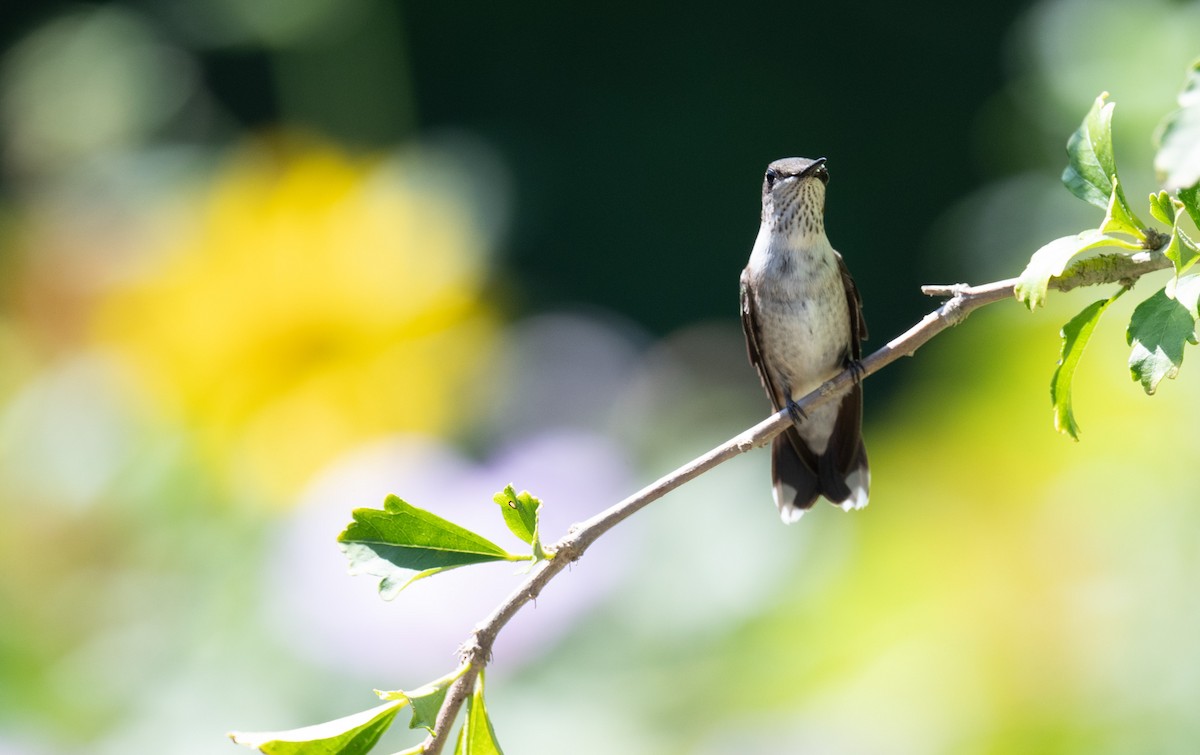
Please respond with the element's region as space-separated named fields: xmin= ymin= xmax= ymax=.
xmin=739 ymin=156 xmax=869 ymax=523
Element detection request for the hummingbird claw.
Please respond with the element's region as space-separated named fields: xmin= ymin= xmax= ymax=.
xmin=847 ymin=358 xmax=866 ymax=384
xmin=786 ymin=399 xmax=808 ymax=425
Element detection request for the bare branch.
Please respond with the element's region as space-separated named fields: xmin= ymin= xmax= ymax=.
xmin=419 ymin=251 xmax=1170 ymax=754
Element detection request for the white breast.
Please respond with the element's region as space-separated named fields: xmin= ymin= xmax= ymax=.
xmin=745 ymin=225 xmax=851 ymax=452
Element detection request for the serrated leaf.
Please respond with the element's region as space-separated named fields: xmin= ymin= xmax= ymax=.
xmin=1015 ymin=229 xmax=1139 ymax=309
xmin=457 ymin=673 xmax=504 ymax=755
xmin=1063 ymin=93 xmax=1119 ymax=210
xmin=229 ymin=701 xmax=403 ymax=755
xmin=1155 ymin=60 xmax=1200 ymax=192
xmin=1127 ymin=287 xmax=1198 ymax=394
xmin=1150 ymin=190 xmax=1178 ymax=226
xmin=1050 ymin=290 xmax=1124 ymax=440
xmin=339 ymin=495 xmax=520 ymax=600
xmin=492 ymin=485 xmax=540 ymax=546
xmin=1180 ymin=184 xmax=1200 ymax=230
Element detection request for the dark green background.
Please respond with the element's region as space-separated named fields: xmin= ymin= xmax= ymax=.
xmin=1 ymin=1 xmax=1031 ymax=338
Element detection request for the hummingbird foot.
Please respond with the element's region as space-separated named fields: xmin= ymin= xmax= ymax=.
xmin=785 ymin=399 xmax=808 ymax=424
xmin=844 ymin=356 xmax=866 ymax=384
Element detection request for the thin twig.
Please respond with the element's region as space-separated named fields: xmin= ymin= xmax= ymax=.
xmin=419 ymin=252 xmax=1170 ymax=754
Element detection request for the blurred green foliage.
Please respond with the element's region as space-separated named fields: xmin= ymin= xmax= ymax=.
xmin=1 ymin=1 xmax=1199 ymax=754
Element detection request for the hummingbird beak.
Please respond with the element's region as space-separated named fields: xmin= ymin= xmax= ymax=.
xmin=797 ymin=157 xmax=828 ymax=181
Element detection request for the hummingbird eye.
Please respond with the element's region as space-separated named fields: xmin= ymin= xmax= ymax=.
xmin=764 ymin=168 xmax=779 ymax=187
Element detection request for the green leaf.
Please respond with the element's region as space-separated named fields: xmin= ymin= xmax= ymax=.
xmin=1179 ymin=184 xmax=1200 ymax=231
xmin=1154 ymin=60 xmax=1200 ymax=192
xmin=1150 ymin=190 xmax=1178 ymax=226
xmin=1063 ymin=93 xmax=1119 ymax=210
xmin=1163 ymin=219 xmax=1200 ymax=276
xmin=339 ymin=495 xmax=521 ymax=599
xmin=407 ymin=685 xmax=450 ymax=733
xmin=1050 ymin=289 xmax=1125 ymax=440
xmin=1153 ymin=191 xmax=1200 ymax=276
xmin=492 ymin=485 xmax=541 ymax=547
xmin=1168 ymin=270 xmax=1200 ymax=318
xmin=375 ymin=664 xmax=468 ymax=733
xmin=229 ymin=701 xmax=403 ymax=755
xmin=1099 ymin=176 xmax=1146 ymax=240
xmin=1015 ymin=229 xmax=1140 ymax=310
xmin=457 ymin=673 xmax=504 ymax=755
xmin=1127 ymin=287 xmax=1198 ymax=394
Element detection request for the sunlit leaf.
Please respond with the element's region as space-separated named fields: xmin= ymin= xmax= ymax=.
xmin=492 ymin=485 xmax=540 ymax=546
xmin=1127 ymin=287 xmax=1198 ymax=394
xmin=1163 ymin=219 xmax=1200 ymax=276
xmin=406 ymin=685 xmax=450 ymax=734
xmin=402 ymin=676 xmax=455 ymax=732
xmin=375 ymin=665 xmax=467 ymax=733
xmin=229 ymin=702 xmax=403 ymax=755
xmin=1051 ymin=290 xmax=1124 ymax=440
xmin=1180 ymin=184 xmax=1200 ymax=230
xmin=1099 ymin=176 xmax=1145 ymax=240
xmin=339 ymin=495 xmax=521 ymax=599
xmin=1015 ymin=229 xmax=1139 ymax=310
xmin=457 ymin=672 xmax=504 ymax=755
xmin=1155 ymin=60 xmax=1200 ymax=192
xmin=1063 ymin=93 xmax=1119 ymax=210
xmin=1168 ymin=270 xmax=1200 ymax=318
xmin=1150 ymin=190 xmax=1178 ymax=226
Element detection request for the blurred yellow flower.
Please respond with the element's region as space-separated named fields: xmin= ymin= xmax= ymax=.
xmin=95 ymin=136 xmax=498 ymax=502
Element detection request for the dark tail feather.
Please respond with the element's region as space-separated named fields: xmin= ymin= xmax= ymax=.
xmin=771 ymin=435 xmax=820 ymax=523
xmin=773 ymin=434 xmax=870 ymax=523
xmin=818 ymin=449 xmax=852 ymax=502
xmin=819 ymin=386 xmax=871 ymax=512
xmin=831 ymin=438 xmax=870 ymax=512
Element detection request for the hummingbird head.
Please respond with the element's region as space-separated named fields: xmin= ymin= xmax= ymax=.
xmin=760 ymin=157 xmax=829 ymax=237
